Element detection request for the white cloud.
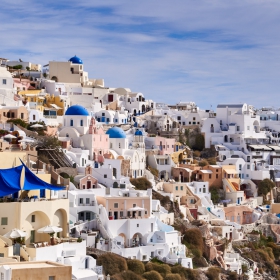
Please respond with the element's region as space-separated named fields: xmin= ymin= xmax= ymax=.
xmin=0 ymin=0 xmax=280 ymax=108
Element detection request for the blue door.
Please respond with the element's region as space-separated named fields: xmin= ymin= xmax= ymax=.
xmin=40 ymin=189 xmax=46 ymax=198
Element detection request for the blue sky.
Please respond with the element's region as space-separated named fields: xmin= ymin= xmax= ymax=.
xmin=1 ymin=0 xmax=280 ymax=109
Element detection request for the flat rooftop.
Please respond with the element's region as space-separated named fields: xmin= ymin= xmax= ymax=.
xmin=0 ymin=261 xmax=68 ymax=270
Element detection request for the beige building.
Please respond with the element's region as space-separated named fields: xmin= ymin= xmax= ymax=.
xmin=0 ymin=261 xmax=71 ymax=280
xmin=96 ymin=194 xmax=151 ymax=220
xmin=0 ymin=199 xmax=69 ymax=245
xmin=49 ymin=56 xmax=89 ymax=85
xmin=0 ymin=106 xmax=29 ymax=124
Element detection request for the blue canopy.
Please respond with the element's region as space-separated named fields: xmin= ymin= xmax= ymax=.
xmin=20 ymin=159 xmax=65 ymax=191
xmin=0 ymin=165 xmax=23 ymax=197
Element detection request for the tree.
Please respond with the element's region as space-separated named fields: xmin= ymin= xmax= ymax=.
xmin=26 ymin=66 xmax=31 ymax=78
xmin=258 ymin=178 xmax=275 ymax=197
xmin=192 ymin=134 xmax=205 ymax=151
xmin=209 ymin=186 xmax=221 ymax=204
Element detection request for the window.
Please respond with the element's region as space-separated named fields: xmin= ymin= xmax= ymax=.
xmin=104 ymin=174 xmax=107 ymax=178
xmin=80 ymin=120 xmax=83 ymax=126
xmin=2 ymin=79 xmax=6 ymax=85
xmin=180 ymin=186 xmax=183 ymax=190
xmin=120 ymin=211 xmax=123 ymax=217
xmin=102 ymin=113 xmax=105 ymax=116
xmin=70 ymin=119 xmax=73 ymax=126
xmin=237 ymin=126 xmax=240 ymax=131
xmin=247 ymin=126 xmax=250 ymax=130
xmin=21 ymin=113 xmax=24 ymax=119
xmin=1 ymin=217 xmax=7 ymax=225
xmin=86 ymin=198 xmax=90 ymax=204
xmin=133 ymin=204 xmax=136 ymax=207
xmin=114 ymin=203 xmax=118 ymax=208
xmin=193 ymin=117 xmax=196 ymax=120
xmin=49 ymin=276 xmax=55 ymax=280
xmin=239 ymin=164 xmax=242 ymax=171
xmin=79 ymin=198 xmax=83 ymax=204
xmin=145 ymin=211 xmax=147 ymax=215
xmin=247 ymin=165 xmax=250 ymax=169
xmin=216 ymin=174 xmax=218 ymax=179
xmin=203 ymin=188 xmax=206 ymax=193
xmin=31 ymin=215 xmax=35 ymax=223
xmin=209 ymin=174 xmax=212 ymax=179
xmin=137 ymin=224 xmax=139 ymax=227
xmin=1 ymin=272 xmax=4 ymax=280
xmin=175 ymin=186 xmax=178 ymax=191
xmin=177 ymin=116 xmax=181 ymax=120
xmin=138 ymin=211 xmax=141 ymax=216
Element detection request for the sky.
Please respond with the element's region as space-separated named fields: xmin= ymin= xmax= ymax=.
xmin=1 ymin=0 xmax=280 ymax=109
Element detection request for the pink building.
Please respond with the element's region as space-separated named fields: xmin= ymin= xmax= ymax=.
xmin=89 ymin=118 xmax=110 ymax=163
xmin=224 ymin=205 xmax=253 ymax=225
xmin=13 ymin=78 xmax=32 ymax=91
xmin=155 ymin=136 xmax=175 ymax=155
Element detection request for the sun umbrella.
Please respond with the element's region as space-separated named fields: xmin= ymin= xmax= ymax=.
xmin=37 ymin=225 xmax=62 ymax=234
xmin=4 ymin=134 xmax=17 ymax=139
xmin=18 ymin=139 xmax=34 ymax=143
xmin=4 ymin=228 xmax=27 ymax=239
xmin=30 ymin=124 xmax=44 ymax=128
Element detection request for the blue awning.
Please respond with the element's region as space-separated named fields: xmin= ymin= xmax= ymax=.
xmin=20 ymin=159 xmax=65 ymax=191
xmin=0 ymin=165 xmax=23 ymax=197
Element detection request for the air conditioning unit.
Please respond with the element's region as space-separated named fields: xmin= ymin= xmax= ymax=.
xmin=57 ymin=256 xmax=64 ymax=264
xmin=62 ymin=249 xmax=76 ymax=257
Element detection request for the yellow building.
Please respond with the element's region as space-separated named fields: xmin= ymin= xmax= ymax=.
xmin=18 ymin=90 xmax=64 ymax=116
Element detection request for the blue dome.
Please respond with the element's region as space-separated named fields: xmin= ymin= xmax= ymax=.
xmin=69 ymin=55 xmax=83 ymax=64
xmin=135 ymin=129 xmax=143 ymax=136
xmin=106 ymin=127 xmax=126 ymax=139
xmin=65 ymin=105 xmax=89 ymax=116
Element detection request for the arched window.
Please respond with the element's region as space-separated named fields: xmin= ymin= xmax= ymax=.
xmin=80 ymin=119 xmax=83 ymax=126
xmin=70 ymin=119 xmax=73 ymax=126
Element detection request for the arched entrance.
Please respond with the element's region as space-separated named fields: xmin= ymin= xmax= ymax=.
xmin=132 ymin=232 xmax=143 ymax=247
xmin=24 ymin=211 xmax=51 ymax=244
xmin=53 ymin=208 xmax=68 ymax=237
xmin=119 ymin=233 xmax=127 ymax=247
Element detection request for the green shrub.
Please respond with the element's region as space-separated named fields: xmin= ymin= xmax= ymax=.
xmin=171 ymin=266 xmax=198 ymax=280
xmin=127 ymin=259 xmax=145 ymax=275
xmin=96 ymin=253 xmax=127 ymax=275
xmin=206 ymin=267 xmax=221 ymax=280
xmin=130 ymin=177 xmax=152 ymax=190
xmin=183 ymin=228 xmax=204 ymax=253
xmin=198 ymin=159 xmax=209 ymax=167
xmin=7 ymin=118 xmax=28 ymax=128
xmin=111 ymin=271 xmax=143 ymax=280
xmin=267 ymin=242 xmax=280 ymax=260
xmin=148 ymin=166 xmax=159 ymax=177
xmin=165 ymin=274 xmax=181 ymax=280
xmin=145 ymin=262 xmax=171 ymax=277
xmin=228 ymin=271 xmax=238 ymax=280
xmin=192 ymin=256 xmax=208 ymax=268
xmin=143 ymin=271 xmax=162 ymax=280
